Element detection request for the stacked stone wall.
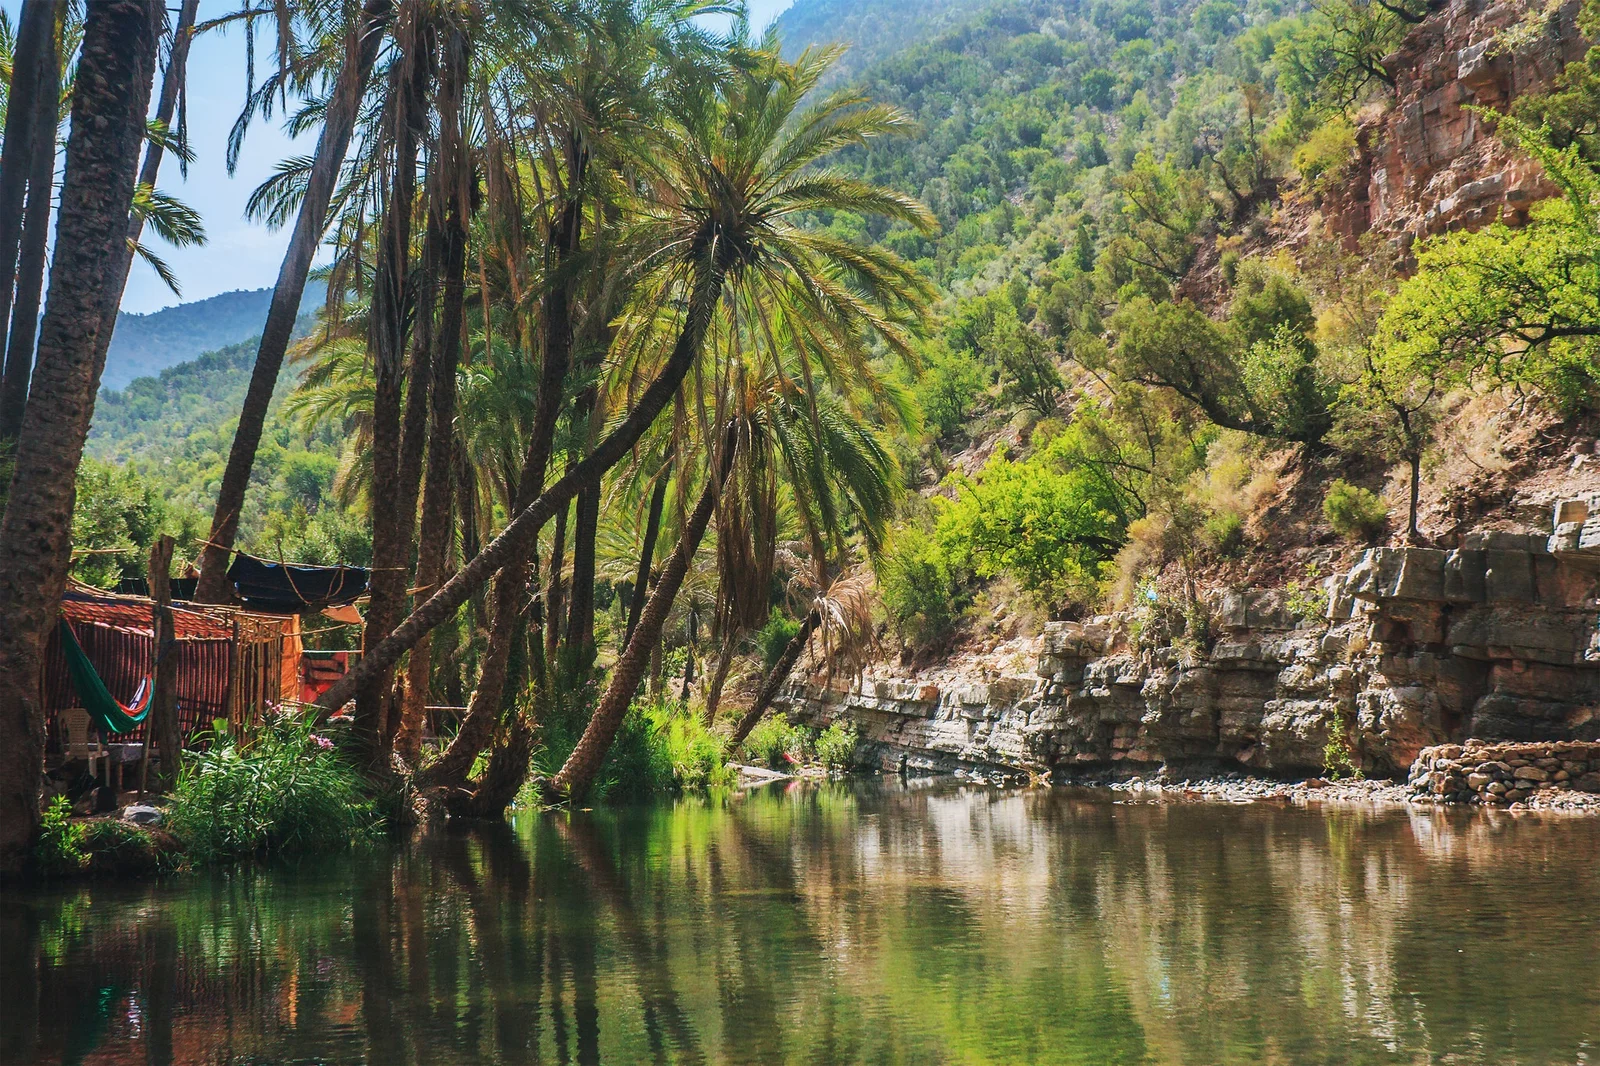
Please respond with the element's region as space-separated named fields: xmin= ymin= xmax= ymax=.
xmin=1409 ymin=741 xmax=1600 ymax=803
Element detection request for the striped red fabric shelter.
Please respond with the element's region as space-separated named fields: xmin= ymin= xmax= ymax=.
xmin=43 ymin=587 xmax=298 ymax=750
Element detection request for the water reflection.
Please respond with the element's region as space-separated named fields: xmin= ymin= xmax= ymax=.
xmin=3 ymin=782 xmax=1598 ymax=1065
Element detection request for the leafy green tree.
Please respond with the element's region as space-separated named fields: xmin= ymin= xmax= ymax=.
xmin=985 ymin=304 xmax=1063 ymax=415
xmin=1110 ymin=291 xmax=1334 ymax=444
xmin=1102 ymin=152 xmax=1214 ymax=293
xmin=876 ymin=522 xmax=963 ymax=647
xmin=1277 ymin=0 xmax=1407 ymax=112
xmin=933 ymin=426 xmax=1131 ymax=606
xmin=71 ymin=460 xmax=168 ymax=588
xmin=1511 ymin=0 xmax=1599 ymax=158
xmin=914 ymin=341 xmax=986 ymax=439
xmin=1376 ymin=126 xmax=1600 ymax=415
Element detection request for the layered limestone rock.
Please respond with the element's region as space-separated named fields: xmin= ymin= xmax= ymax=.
xmin=1329 ymin=0 xmax=1590 ymax=245
xmin=779 ymin=501 xmax=1600 ymax=781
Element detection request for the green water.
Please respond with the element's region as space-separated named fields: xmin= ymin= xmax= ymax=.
xmin=3 ymin=781 xmax=1598 ymax=1065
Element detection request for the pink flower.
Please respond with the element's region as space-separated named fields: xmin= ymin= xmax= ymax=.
xmin=311 ymin=734 xmax=334 ymax=750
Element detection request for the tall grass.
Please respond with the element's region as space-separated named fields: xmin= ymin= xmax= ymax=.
xmin=166 ymin=712 xmax=381 ymax=862
xmin=527 ymin=696 xmax=735 ymax=804
xmin=739 ymin=715 xmax=809 ymax=769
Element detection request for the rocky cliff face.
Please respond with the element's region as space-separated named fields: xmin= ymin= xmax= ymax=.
xmin=1329 ymin=0 xmax=1589 ymax=246
xmin=779 ymin=496 xmax=1600 ymax=781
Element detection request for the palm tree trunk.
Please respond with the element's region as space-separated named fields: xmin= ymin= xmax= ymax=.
xmin=563 ymin=479 xmax=600 ymax=670
xmin=0 ymin=0 xmax=54 ymax=390
xmin=626 ymin=458 xmax=670 ymax=643
xmin=549 ymin=428 xmax=737 ymax=802
xmin=729 ymin=608 xmax=819 ymax=748
xmin=147 ymin=536 xmax=180 ymax=792
xmin=317 ymin=256 xmax=725 ymax=715
xmin=544 ymin=499 xmax=569 ymax=664
xmin=0 ymin=2 xmax=63 ymax=441
xmin=194 ymin=0 xmax=394 ymax=604
xmin=398 ymin=36 xmax=470 ymax=763
xmin=702 ymin=635 xmax=738 ymax=725
xmin=0 ymin=0 xmax=159 ymax=878
xmin=356 ymin=40 xmax=430 ymax=762
xmin=416 ymin=187 xmax=584 ymax=790
xmin=392 ymin=229 xmax=439 ymax=761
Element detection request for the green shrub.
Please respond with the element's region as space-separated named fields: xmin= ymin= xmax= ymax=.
xmin=814 ymin=722 xmax=860 ymax=771
xmin=1323 ymin=479 xmax=1388 ymax=542
xmin=1203 ymin=510 xmax=1246 ymax=557
xmin=1293 ymin=116 xmax=1356 ymax=192
xmin=1323 ymin=712 xmax=1361 ymax=780
xmin=532 ymin=697 xmax=734 ymax=803
xmin=166 ymin=712 xmax=381 ymax=863
xmin=755 ymin=608 xmax=803 ymax=672
xmin=645 ymin=699 xmax=737 ymax=792
xmin=740 ymin=715 xmax=808 ymax=769
xmin=877 ymin=525 xmax=964 ymax=647
xmin=1285 ymin=564 xmax=1331 ymax=626
xmin=34 ymin=796 xmax=86 ymax=876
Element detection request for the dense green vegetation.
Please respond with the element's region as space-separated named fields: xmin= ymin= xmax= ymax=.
xmin=778 ymin=0 xmax=1600 ymax=645
xmin=78 ymin=312 xmax=367 ymax=588
xmin=57 ymin=0 xmax=1600 ymax=680
xmin=4 ymin=0 xmax=1596 ymax=877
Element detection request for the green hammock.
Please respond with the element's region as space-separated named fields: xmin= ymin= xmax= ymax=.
xmin=59 ymin=620 xmax=152 ymax=734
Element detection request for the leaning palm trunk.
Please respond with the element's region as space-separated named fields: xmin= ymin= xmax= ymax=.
xmin=626 ymin=455 xmax=671 ymax=642
xmin=701 ymin=635 xmax=740 ymax=725
xmin=194 ymin=0 xmax=394 ymax=604
xmin=0 ymin=0 xmax=159 ymax=877
xmin=0 ymin=0 xmax=55 ymax=392
xmin=729 ymin=608 xmax=820 ymax=748
xmin=548 ymin=429 xmax=738 ymax=802
xmin=0 ymin=1 xmax=64 ymax=441
xmin=319 ymin=255 xmax=724 ymax=716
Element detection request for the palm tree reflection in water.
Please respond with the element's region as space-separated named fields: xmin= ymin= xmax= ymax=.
xmin=3 ymin=783 xmax=1600 ymax=1064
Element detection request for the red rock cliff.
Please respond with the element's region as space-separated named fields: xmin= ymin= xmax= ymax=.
xmin=1333 ymin=0 xmax=1590 ymax=246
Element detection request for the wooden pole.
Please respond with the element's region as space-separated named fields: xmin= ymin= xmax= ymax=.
xmin=139 ymin=535 xmax=177 ymax=798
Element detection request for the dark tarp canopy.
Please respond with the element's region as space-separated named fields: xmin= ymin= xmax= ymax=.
xmin=225 ymin=553 xmax=369 ymax=615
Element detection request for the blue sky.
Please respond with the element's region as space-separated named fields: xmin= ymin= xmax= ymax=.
xmin=6 ymin=0 xmax=796 ymax=314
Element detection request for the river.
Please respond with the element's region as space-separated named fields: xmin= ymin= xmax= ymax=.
xmin=2 ymin=780 xmax=1597 ymax=1065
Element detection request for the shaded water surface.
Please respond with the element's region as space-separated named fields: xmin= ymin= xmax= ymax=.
xmin=3 ymin=781 xmax=1598 ymax=1065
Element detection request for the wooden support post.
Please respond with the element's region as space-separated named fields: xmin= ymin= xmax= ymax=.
xmin=141 ymin=535 xmax=180 ymax=797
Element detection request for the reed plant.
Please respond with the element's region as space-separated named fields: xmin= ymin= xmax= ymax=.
xmin=166 ymin=711 xmax=380 ymax=862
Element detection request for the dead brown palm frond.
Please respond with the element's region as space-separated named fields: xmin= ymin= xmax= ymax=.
xmin=809 ymin=568 xmax=879 ymax=684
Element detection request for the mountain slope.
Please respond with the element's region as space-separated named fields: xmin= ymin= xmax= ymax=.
xmin=103 ymin=281 xmax=326 ymax=390
xmin=773 ymin=0 xmax=993 ymax=84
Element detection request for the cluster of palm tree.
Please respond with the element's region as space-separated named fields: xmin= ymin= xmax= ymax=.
xmin=0 ymin=0 xmax=932 ymax=871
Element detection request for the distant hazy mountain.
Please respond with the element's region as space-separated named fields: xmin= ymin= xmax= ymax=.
xmin=774 ymin=0 xmax=991 ymax=85
xmin=102 ymin=281 xmax=326 ymax=390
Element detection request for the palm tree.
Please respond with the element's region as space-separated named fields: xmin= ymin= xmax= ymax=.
xmin=194 ymin=0 xmax=396 ymax=604
xmin=702 ymin=378 xmax=902 ymax=724
xmin=0 ymin=0 xmax=61 ymax=441
xmin=0 ymin=0 xmax=160 ymax=877
xmin=419 ymin=0 xmax=727 ymax=789
xmin=728 ymin=570 xmax=879 ymax=748
xmin=316 ymin=40 xmax=933 ymax=721
xmin=396 ymin=19 xmax=473 ymax=764
xmin=0 ymin=0 xmax=55 ymax=391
